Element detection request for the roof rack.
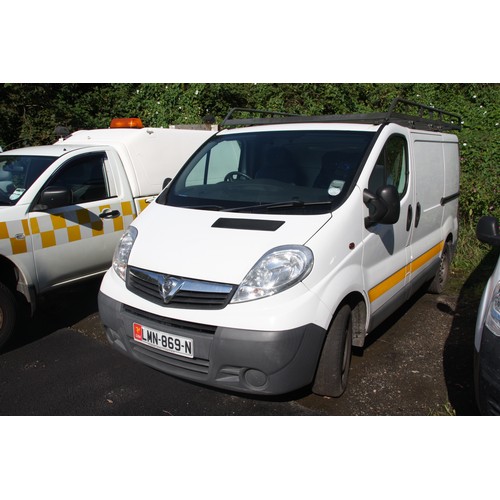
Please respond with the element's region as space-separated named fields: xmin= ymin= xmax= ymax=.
xmin=221 ymin=98 xmax=462 ymax=132
xmin=221 ymin=108 xmax=302 ymax=127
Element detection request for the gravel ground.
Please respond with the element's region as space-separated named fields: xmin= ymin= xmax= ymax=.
xmin=3 ymin=248 xmax=498 ymax=416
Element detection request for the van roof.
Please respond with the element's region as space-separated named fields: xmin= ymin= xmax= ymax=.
xmin=217 ymin=122 xmax=381 ymax=136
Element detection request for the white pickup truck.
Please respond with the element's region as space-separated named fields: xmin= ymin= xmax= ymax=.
xmin=0 ymin=118 xmax=214 ymax=348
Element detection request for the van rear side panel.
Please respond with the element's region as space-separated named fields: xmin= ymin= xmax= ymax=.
xmin=412 ymin=135 xmax=445 ymax=237
xmin=410 ymin=132 xmax=459 ymax=287
xmin=442 ymin=140 xmax=460 ymax=244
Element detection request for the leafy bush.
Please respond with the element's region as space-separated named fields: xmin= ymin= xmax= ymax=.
xmin=1 ymin=83 xmax=498 ymax=272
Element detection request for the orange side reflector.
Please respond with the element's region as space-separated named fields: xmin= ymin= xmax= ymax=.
xmin=110 ymin=118 xmax=144 ymax=129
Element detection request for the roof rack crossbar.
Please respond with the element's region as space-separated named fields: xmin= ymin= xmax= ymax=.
xmin=221 ymin=108 xmax=302 ymax=127
xmin=220 ymin=98 xmax=462 ymax=132
xmin=388 ymin=98 xmax=461 ymax=130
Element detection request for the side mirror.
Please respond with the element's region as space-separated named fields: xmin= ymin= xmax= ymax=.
xmin=162 ymin=177 xmax=172 ymax=189
xmin=476 ymin=216 xmax=500 ymax=247
xmin=363 ymin=185 xmax=400 ymax=228
xmin=35 ymin=186 xmax=72 ymax=210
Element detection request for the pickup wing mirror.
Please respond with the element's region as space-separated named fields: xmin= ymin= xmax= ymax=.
xmin=363 ymin=185 xmax=400 ymax=228
xmin=34 ymin=186 xmax=72 ymax=210
xmin=162 ymin=177 xmax=172 ymax=189
xmin=476 ymin=216 xmax=500 ymax=247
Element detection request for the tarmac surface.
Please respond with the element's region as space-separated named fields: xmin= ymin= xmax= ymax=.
xmin=1 ymin=249 xmax=496 ymax=416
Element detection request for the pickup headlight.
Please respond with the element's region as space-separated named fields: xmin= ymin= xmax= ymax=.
xmin=112 ymin=226 xmax=138 ymax=280
xmin=231 ymin=245 xmax=313 ymax=303
xmin=485 ymin=282 xmax=500 ymax=336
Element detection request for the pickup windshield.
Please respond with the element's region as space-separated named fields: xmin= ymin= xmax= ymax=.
xmin=0 ymin=155 xmax=57 ymax=206
xmin=164 ymin=130 xmax=375 ymax=214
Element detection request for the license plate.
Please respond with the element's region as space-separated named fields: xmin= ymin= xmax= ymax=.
xmin=133 ymin=323 xmax=194 ymax=358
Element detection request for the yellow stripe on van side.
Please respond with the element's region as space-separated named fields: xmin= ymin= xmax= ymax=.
xmin=368 ymin=265 xmax=410 ymax=303
xmin=369 ymin=241 xmax=445 ymax=303
xmin=410 ymin=241 xmax=444 ymax=274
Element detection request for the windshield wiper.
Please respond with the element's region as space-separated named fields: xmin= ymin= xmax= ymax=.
xmin=223 ymin=200 xmax=333 ymax=213
xmin=184 ymin=204 xmax=224 ymax=211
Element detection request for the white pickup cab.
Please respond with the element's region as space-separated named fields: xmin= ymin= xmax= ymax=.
xmin=0 ymin=119 xmax=214 ymax=348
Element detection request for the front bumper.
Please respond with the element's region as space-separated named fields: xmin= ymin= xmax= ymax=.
xmin=474 ymin=324 xmax=500 ymax=415
xmin=98 ymin=291 xmax=326 ymax=395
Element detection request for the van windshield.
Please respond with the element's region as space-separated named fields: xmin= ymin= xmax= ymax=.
xmin=164 ymin=130 xmax=375 ymax=214
xmin=0 ymin=155 xmax=57 ymax=206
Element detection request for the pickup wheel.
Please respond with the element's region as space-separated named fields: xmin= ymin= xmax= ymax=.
xmin=0 ymin=282 xmax=17 ymax=350
xmin=428 ymin=241 xmax=451 ymax=294
xmin=312 ymin=303 xmax=353 ymax=398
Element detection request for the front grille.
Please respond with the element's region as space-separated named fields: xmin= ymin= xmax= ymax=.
xmin=123 ymin=305 xmax=217 ymax=335
xmin=127 ymin=266 xmax=236 ymax=309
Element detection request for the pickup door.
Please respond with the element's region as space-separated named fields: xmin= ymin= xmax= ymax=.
xmin=28 ymin=147 xmax=136 ymax=292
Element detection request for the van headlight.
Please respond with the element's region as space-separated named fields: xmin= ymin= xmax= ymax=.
xmin=231 ymin=245 xmax=313 ymax=303
xmin=112 ymin=226 xmax=138 ymax=280
xmin=485 ymin=282 xmax=500 ymax=336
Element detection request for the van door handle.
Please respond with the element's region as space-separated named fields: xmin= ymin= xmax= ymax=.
xmin=99 ymin=209 xmax=121 ymax=219
xmin=406 ymin=204 xmax=412 ymax=231
xmin=415 ymin=202 xmax=421 ymax=228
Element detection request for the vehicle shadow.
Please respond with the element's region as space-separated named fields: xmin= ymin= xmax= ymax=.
xmin=442 ymin=247 xmax=499 ymax=416
xmin=1 ymin=276 xmax=102 ymax=354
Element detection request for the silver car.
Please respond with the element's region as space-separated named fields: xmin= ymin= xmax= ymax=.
xmin=474 ymin=216 xmax=500 ymax=415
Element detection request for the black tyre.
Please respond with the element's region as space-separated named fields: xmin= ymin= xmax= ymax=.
xmin=0 ymin=282 xmax=17 ymax=350
xmin=312 ymin=303 xmax=353 ymax=398
xmin=428 ymin=241 xmax=451 ymax=294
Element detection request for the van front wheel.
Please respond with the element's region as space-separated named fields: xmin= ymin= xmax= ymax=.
xmin=312 ymin=304 xmax=353 ymax=398
xmin=0 ymin=282 xmax=17 ymax=350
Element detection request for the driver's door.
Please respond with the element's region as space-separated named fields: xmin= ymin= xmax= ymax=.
xmin=29 ymin=149 xmax=131 ymax=292
xmin=362 ymin=133 xmax=414 ymax=324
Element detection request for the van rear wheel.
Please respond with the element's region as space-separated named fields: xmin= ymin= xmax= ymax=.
xmin=428 ymin=241 xmax=451 ymax=294
xmin=312 ymin=304 xmax=353 ymax=398
xmin=0 ymin=282 xmax=17 ymax=350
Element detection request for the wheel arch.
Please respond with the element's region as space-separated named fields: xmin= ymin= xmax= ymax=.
xmin=341 ymin=292 xmax=367 ymax=348
xmin=0 ymin=255 xmax=34 ymax=312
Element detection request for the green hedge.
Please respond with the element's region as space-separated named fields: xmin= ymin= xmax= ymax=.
xmin=1 ymin=83 xmax=498 ymax=269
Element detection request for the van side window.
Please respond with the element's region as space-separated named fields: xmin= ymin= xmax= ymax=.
xmin=368 ymin=135 xmax=408 ymax=197
xmin=47 ymin=153 xmax=109 ymax=205
xmin=186 ymin=140 xmax=242 ymax=186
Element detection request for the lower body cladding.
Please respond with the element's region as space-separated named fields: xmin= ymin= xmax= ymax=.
xmin=98 ymin=292 xmax=326 ymax=395
xmin=474 ymin=324 xmax=500 ymax=415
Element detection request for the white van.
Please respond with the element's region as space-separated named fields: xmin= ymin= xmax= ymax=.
xmin=98 ymin=99 xmax=461 ymax=397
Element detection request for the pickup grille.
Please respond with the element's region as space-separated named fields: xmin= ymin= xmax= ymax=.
xmin=127 ymin=266 xmax=236 ymax=310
